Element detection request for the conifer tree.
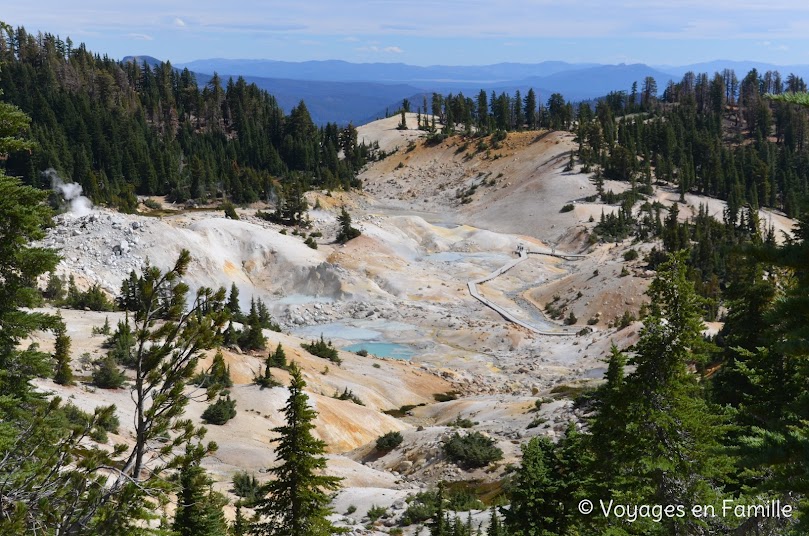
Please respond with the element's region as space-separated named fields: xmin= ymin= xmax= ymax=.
xmin=430 ymin=482 xmax=447 ymax=536
xmin=486 ymin=506 xmax=503 ymax=536
xmin=270 ymin=343 xmax=288 ymax=369
xmin=595 ymin=251 xmax=729 ymax=534
xmin=227 ymin=283 xmax=242 ymax=321
xmin=252 ymin=362 xmax=343 ymax=535
xmin=53 ymin=323 xmax=74 ymax=386
xmin=336 ymin=206 xmax=361 ymax=244
xmin=173 ymin=445 xmax=230 ymax=536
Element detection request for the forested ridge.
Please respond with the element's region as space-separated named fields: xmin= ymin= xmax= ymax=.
xmin=0 ymin=25 xmax=375 ymax=210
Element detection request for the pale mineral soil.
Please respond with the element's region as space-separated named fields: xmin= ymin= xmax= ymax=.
xmin=30 ymin=117 xmax=796 ymax=534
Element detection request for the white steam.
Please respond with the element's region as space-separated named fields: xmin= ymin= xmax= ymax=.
xmin=44 ymin=168 xmax=94 ymax=217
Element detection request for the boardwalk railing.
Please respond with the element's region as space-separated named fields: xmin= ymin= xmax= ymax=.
xmin=466 ymin=246 xmax=584 ymax=336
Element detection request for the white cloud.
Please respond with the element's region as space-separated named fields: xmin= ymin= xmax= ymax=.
xmin=383 ymin=46 xmax=403 ymax=53
xmin=173 ymin=17 xmax=186 ymax=28
xmin=127 ymin=32 xmax=153 ymax=41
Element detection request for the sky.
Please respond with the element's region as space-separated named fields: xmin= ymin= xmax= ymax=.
xmin=5 ymin=0 xmax=809 ymax=66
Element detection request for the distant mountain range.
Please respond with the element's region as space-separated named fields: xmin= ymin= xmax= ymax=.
xmin=123 ymin=56 xmax=809 ymax=125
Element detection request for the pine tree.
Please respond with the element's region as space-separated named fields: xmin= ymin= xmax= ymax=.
xmin=430 ymin=482 xmax=447 ymax=536
xmin=336 ymin=206 xmax=361 ymax=244
xmin=596 ymin=251 xmax=729 ymax=534
xmin=227 ymin=283 xmax=242 ymax=321
xmin=270 ymin=343 xmax=288 ymax=369
xmin=53 ymin=324 xmax=74 ymax=386
xmin=196 ymin=349 xmax=233 ymax=396
xmin=486 ymin=506 xmax=502 ymax=536
xmin=504 ymin=435 xmax=569 ymax=536
xmin=232 ymin=504 xmax=249 ymax=536
xmin=173 ymin=445 xmax=230 ymax=536
xmin=252 ymin=362 xmax=343 ymax=535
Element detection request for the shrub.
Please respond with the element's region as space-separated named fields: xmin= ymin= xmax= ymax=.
xmin=92 ymin=355 xmax=126 ymax=389
xmin=237 ymin=321 xmax=266 ymax=351
xmin=301 ymin=335 xmax=341 ymax=364
xmin=401 ymin=491 xmax=438 ymax=525
xmin=194 ymin=350 xmax=233 ymax=392
xmin=616 ymin=310 xmax=636 ymax=330
xmin=254 ymin=363 xmax=282 ymax=389
xmin=345 ymin=505 xmax=357 ymax=515
xmin=64 ymin=278 xmax=114 ymax=311
xmin=565 ymin=312 xmax=578 ymax=325
xmin=43 ymin=272 xmax=65 ymax=301
xmin=223 ymin=202 xmax=239 ymax=220
xmin=91 ymin=316 xmax=112 ymax=336
xmin=446 ymin=487 xmax=485 ymax=511
xmin=623 ymin=249 xmax=639 ymax=261
xmin=449 ymin=416 xmax=475 ymax=429
xmin=376 ymin=431 xmax=404 ymax=452
xmin=201 ymin=395 xmax=237 ymax=425
xmin=268 ymin=343 xmax=287 ymax=369
xmin=434 ymin=391 xmax=460 ymax=402
xmin=560 ymin=203 xmax=575 ymax=213
xmin=491 ymin=130 xmax=507 ymax=143
xmin=336 ymin=207 xmax=361 ymax=244
xmin=143 ymin=198 xmax=162 ymax=210
xmin=425 ymin=132 xmax=446 ymax=146
xmin=367 ymin=504 xmax=387 ymax=522
xmin=620 ymin=266 xmax=630 ymax=277
xmin=232 ymin=472 xmax=264 ymax=507
xmin=355 ymin=349 xmax=368 ymax=357
xmin=443 ymin=432 xmax=503 ymax=469
xmin=333 ymin=387 xmax=364 ymax=406
xmin=304 ymin=236 xmax=318 ymax=249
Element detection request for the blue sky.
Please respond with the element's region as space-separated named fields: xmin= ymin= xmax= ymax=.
xmin=5 ymin=0 xmax=809 ymax=66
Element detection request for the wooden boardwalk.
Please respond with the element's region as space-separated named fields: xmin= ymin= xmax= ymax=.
xmin=466 ymin=246 xmax=584 ymax=336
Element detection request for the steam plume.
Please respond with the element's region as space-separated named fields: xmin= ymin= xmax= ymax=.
xmin=44 ymin=168 xmax=93 ymax=217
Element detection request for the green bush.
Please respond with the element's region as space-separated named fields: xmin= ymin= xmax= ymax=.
xmin=446 ymin=487 xmax=485 ymax=511
xmin=449 ymin=416 xmax=475 ymax=428
xmin=376 ymin=431 xmax=404 ymax=452
xmin=232 ymin=471 xmax=264 ymax=507
xmin=301 ymin=335 xmax=341 ymax=364
xmin=254 ymin=365 xmax=282 ymax=389
xmin=616 ymin=310 xmax=636 ymax=330
xmin=201 ymin=396 xmax=237 ymax=425
xmin=443 ymin=432 xmax=503 ymax=469
xmin=623 ymin=248 xmax=639 ymax=261
xmin=434 ymin=391 xmax=460 ymax=402
xmin=143 ymin=198 xmax=162 ymax=210
xmin=64 ymin=277 xmax=114 ymax=311
xmin=223 ymin=202 xmax=239 ymax=220
xmin=92 ymin=356 xmax=126 ymax=389
xmin=401 ymin=491 xmax=438 ymax=525
xmin=333 ymin=387 xmax=364 ymax=406
xmin=560 ymin=203 xmax=575 ymax=213
xmin=367 ymin=504 xmax=387 ymax=522
xmin=565 ymin=312 xmax=578 ymax=325
xmin=491 ymin=130 xmax=507 ymax=143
